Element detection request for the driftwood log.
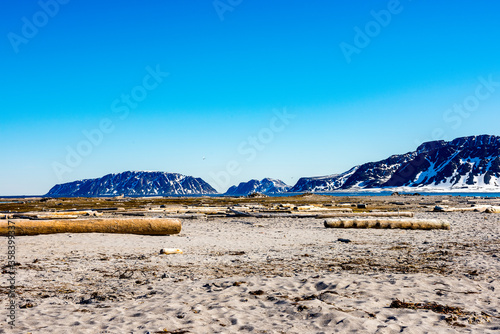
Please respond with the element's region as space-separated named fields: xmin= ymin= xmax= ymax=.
xmin=485 ymin=206 xmax=500 ymax=213
xmin=227 ymin=209 xmax=317 ymax=218
xmin=434 ymin=205 xmax=500 ymax=213
xmin=317 ymin=211 xmax=414 ymax=218
xmin=0 ymin=218 xmax=182 ymax=236
xmin=324 ymin=218 xmax=450 ymax=230
xmin=228 ymin=208 xmax=415 ymax=219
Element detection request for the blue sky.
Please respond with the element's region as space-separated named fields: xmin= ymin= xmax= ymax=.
xmin=1 ymin=0 xmax=500 ymax=195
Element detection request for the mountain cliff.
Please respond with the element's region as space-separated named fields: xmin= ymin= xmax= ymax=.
xmin=225 ymin=178 xmax=291 ymax=196
xmin=289 ymin=135 xmax=500 ymax=192
xmin=46 ymin=171 xmax=218 ymax=197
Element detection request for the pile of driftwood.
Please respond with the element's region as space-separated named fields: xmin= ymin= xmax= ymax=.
xmin=226 ymin=207 xmax=450 ymax=230
xmin=0 ymin=200 xmax=458 ymax=235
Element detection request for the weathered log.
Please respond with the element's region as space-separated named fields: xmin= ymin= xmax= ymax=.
xmin=40 ymin=210 xmax=99 ymax=216
xmin=226 ymin=210 xmax=318 ymax=218
xmin=160 ymin=248 xmax=183 ymax=255
xmin=6 ymin=210 xmax=102 ymax=220
xmin=120 ymin=212 xmax=146 ymax=217
xmin=229 ymin=208 xmax=264 ymax=218
xmin=316 ymin=211 xmax=414 ymax=218
xmin=294 ymin=205 xmax=353 ymax=212
xmin=0 ymin=218 xmax=182 ymax=236
xmin=433 ymin=205 xmax=499 ymax=213
xmin=324 ymin=218 xmax=450 ymax=230
xmin=165 ymin=214 xmax=206 ymax=219
xmin=485 ymin=206 xmax=500 ymax=213
xmin=12 ymin=214 xmax=41 ymax=220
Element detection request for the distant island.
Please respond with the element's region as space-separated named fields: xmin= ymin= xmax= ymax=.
xmin=224 ymin=178 xmax=291 ymax=196
xmin=46 ymin=171 xmax=217 ymax=197
xmin=46 ymin=135 xmax=500 ymax=197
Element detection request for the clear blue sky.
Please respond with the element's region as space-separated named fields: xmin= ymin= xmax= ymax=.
xmin=1 ymin=0 xmax=500 ymax=195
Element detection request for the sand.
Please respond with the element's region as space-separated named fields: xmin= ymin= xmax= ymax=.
xmin=1 ymin=210 xmax=500 ymax=333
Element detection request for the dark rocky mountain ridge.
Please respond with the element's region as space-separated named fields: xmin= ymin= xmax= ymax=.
xmin=290 ymin=135 xmax=500 ymax=192
xmin=46 ymin=171 xmax=217 ymax=197
xmin=225 ymin=178 xmax=291 ymax=196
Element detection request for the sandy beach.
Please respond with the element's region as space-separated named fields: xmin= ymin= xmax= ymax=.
xmin=1 ymin=196 xmax=500 ymax=333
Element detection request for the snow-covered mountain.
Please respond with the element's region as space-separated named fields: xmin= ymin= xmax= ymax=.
xmin=225 ymin=178 xmax=291 ymax=196
xmin=289 ymin=135 xmax=500 ymax=192
xmin=46 ymin=171 xmax=218 ymax=197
